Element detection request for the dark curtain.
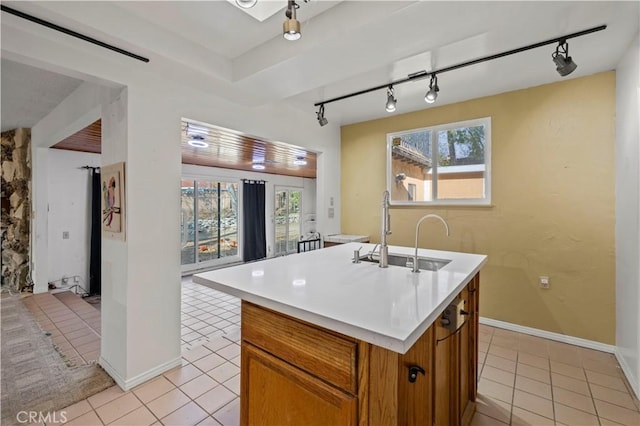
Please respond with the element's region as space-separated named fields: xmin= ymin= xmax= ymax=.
xmin=242 ymin=180 xmax=266 ymax=262
xmin=89 ymin=169 xmax=102 ymax=295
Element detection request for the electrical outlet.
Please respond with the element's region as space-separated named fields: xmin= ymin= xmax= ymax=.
xmin=539 ymin=276 xmax=550 ymax=289
xmin=74 ymin=276 xmax=80 ymax=283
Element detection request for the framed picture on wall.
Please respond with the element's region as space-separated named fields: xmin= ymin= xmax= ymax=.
xmin=101 ymin=161 xmax=126 ymax=241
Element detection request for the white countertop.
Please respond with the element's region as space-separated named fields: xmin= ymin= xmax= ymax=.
xmin=194 ymin=243 xmax=487 ymax=354
xmin=324 ymin=234 xmax=370 ymax=243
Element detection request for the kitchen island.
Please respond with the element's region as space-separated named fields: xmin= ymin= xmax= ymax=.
xmin=194 ymin=242 xmax=487 ymax=425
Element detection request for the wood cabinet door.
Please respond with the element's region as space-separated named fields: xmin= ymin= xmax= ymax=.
xmin=241 ymin=343 xmax=357 ymax=426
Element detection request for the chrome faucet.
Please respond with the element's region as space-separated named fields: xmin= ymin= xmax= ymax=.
xmin=412 ymin=214 xmax=450 ymax=273
xmin=380 ymin=191 xmax=391 ymax=268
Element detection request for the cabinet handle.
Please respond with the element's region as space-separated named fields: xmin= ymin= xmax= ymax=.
xmin=408 ymin=365 xmax=425 ymax=383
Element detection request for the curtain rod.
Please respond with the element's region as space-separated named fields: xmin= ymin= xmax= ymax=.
xmin=313 ymin=24 xmax=606 ymax=107
xmin=1 ymin=5 xmax=150 ymax=63
xmin=242 ymin=179 xmax=266 ymax=184
xmin=80 ymin=166 xmax=100 ymax=170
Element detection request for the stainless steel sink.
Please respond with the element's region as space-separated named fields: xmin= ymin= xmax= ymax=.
xmin=359 ymin=253 xmax=450 ymax=271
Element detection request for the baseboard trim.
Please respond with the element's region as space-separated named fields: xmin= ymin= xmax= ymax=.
xmin=614 ymin=348 xmax=640 ymax=399
xmin=479 ymin=317 xmax=615 ymax=354
xmin=99 ymin=356 xmax=182 ymax=391
xmin=98 ymin=356 xmax=126 ymax=390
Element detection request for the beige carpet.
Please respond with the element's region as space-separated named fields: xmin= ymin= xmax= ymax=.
xmin=1 ymin=291 xmax=114 ymax=426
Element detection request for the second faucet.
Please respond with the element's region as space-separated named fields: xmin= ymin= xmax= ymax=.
xmin=412 ymin=214 xmax=450 ymax=273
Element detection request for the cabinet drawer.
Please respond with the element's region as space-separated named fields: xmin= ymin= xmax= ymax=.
xmin=242 ymin=302 xmax=357 ymax=394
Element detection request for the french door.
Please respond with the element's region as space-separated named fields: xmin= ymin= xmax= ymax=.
xmin=274 ymin=188 xmax=301 ymax=256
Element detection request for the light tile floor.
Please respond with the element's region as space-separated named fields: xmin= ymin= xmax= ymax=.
xmin=471 ymin=325 xmax=640 ymax=426
xmin=23 ymin=292 xmax=102 ymax=365
xmin=27 ymin=278 xmax=640 ymax=425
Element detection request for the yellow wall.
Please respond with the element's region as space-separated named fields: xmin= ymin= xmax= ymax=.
xmin=341 ymin=72 xmax=616 ymax=344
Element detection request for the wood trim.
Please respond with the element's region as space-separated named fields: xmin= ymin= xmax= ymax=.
xmin=470 ymin=274 xmax=479 ymax=401
xmin=357 ymin=342 xmax=370 ymax=426
xmin=242 ymin=301 xmax=357 ymax=394
xmin=398 ymin=324 xmax=433 ymax=425
xmin=367 ymin=345 xmax=398 ymax=425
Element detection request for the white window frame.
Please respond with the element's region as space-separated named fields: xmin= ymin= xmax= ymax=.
xmin=387 ymin=117 xmax=492 ymax=206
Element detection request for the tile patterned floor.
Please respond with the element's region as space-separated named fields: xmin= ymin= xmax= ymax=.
xmin=472 ymin=325 xmax=640 ymax=426
xmin=24 ymin=278 xmax=640 ymax=425
xmin=23 ymin=292 xmax=101 ymax=365
xmin=180 ymin=280 xmax=241 ymax=350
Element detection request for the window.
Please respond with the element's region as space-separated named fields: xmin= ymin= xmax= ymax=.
xmin=408 ymin=183 xmax=416 ymax=201
xmin=387 ymin=117 xmax=491 ymax=205
xmin=181 ymin=179 xmax=240 ymax=270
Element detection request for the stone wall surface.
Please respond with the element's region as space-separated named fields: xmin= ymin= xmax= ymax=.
xmin=1 ymin=128 xmax=32 ymax=292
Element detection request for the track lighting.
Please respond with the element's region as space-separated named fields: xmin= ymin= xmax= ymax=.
xmin=283 ymin=0 xmax=301 ymax=41
xmin=424 ymin=74 xmax=439 ymax=104
xmin=235 ymin=0 xmax=257 ymax=8
xmin=552 ymin=40 xmax=577 ymax=77
xmin=312 ymin=25 xmax=605 ymax=119
xmin=316 ymin=104 xmax=328 ymax=127
xmin=385 ymin=86 xmax=397 ymax=113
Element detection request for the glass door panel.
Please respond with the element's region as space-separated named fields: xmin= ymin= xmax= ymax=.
xmin=219 ymin=182 xmax=239 ymax=258
xmin=274 ymin=188 xmax=302 ymax=256
xmin=274 ymin=190 xmax=288 ymax=255
xmin=197 ymin=181 xmax=218 ymax=263
xmin=287 ymin=190 xmax=301 ymax=253
xmin=181 ymin=180 xmax=196 ymax=265
xmin=181 ymin=179 xmax=241 ymax=271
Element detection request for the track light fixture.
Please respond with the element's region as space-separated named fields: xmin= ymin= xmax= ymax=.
xmin=235 ymin=0 xmax=257 ymax=8
xmin=385 ymin=86 xmax=397 ymax=113
xmin=312 ymin=25 xmax=605 ymax=121
xmin=316 ymin=104 xmax=328 ymax=127
xmin=552 ymin=40 xmax=577 ymax=77
xmin=283 ymin=0 xmax=301 ymax=41
xmin=424 ymin=74 xmax=439 ymax=104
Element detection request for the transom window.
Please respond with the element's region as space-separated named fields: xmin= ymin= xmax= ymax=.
xmin=387 ymin=117 xmax=491 ymax=206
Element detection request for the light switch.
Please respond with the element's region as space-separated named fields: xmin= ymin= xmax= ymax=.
xmin=62 ymin=231 xmax=69 ymax=239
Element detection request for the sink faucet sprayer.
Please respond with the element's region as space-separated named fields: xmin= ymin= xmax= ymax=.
xmin=380 ymin=191 xmax=391 ymax=268
xmin=412 ymin=214 xmax=450 ymax=273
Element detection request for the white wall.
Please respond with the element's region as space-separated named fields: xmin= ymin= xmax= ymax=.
xmin=615 ymin=31 xmax=640 ymax=398
xmin=47 ymin=149 xmax=100 ymax=291
xmin=3 ymin=13 xmax=341 ymax=390
xmin=32 ymin=82 xmax=120 ymax=294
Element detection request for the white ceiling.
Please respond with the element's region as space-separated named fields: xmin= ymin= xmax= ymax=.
xmin=1 ymin=1 xmax=638 ymax=129
xmin=1 ymin=59 xmax=83 ymax=131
